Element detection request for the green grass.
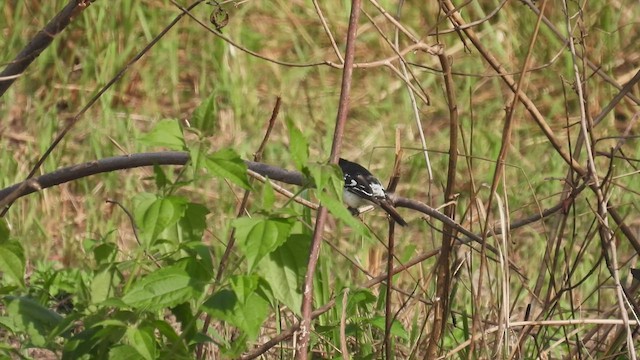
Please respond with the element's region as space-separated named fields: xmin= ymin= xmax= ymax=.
xmin=1 ymin=0 xmax=640 ymax=358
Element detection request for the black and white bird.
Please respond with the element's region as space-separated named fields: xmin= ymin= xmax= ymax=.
xmin=339 ymin=158 xmax=407 ymax=226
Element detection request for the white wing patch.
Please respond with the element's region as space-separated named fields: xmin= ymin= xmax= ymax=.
xmin=369 ymin=182 xmax=386 ymax=198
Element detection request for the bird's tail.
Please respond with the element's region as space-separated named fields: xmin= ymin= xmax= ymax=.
xmin=379 ymin=200 xmax=408 ymax=226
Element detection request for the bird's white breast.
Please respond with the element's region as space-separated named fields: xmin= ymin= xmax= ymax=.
xmin=343 ymin=189 xmax=370 ymax=208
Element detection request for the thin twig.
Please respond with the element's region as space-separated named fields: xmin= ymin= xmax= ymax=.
xmin=105 ymin=199 xmax=162 ymax=268
xmin=520 ymin=0 xmax=640 ymax=106
xmin=340 ymin=289 xmax=350 ymax=360
xmin=561 ymin=0 xmax=635 ymax=356
xmin=312 ymin=0 xmax=344 ymax=64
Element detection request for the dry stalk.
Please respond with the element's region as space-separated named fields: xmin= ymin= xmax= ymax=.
xmin=297 ymin=1 xmax=362 ymax=358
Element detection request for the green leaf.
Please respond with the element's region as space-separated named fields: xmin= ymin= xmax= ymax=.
xmin=369 ymin=316 xmax=409 ymax=340
xmin=180 ymin=241 xmax=215 ymax=278
xmin=46 ymin=312 xmax=80 ymax=342
xmin=152 ymin=319 xmax=183 ymax=346
xmin=308 ymin=162 xmax=371 ymax=238
xmin=261 ymin=179 xmax=276 ymax=211
xmin=0 ymin=241 xmax=25 ymax=288
xmin=151 ymin=164 xmax=170 ymax=189
xmin=5 ymin=296 xmax=63 ymax=347
xmin=63 ymin=326 xmax=102 ymax=359
xmin=121 ymin=260 xmax=208 ymax=310
xmin=287 ymin=119 xmax=308 ymax=169
xmin=188 ymin=145 xmax=206 ymax=178
xmin=338 ymin=289 xmax=376 ymax=314
xmin=307 ymin=162 xmax=341 ymax=194
xmin=91 ymin=269 xmax=118 ymax=304
xmin=93 ymin=242 xmax=118 ymax=265
xmin=400 ymin=244 xmax=417 ymax=263
xmin=202 ymin=282 xmax=270 ymax=339
xmin=109 ymin=345 xmax=146 ymax=360
xmin=259 ymin=234 xmax=310 ymax=316
xmin=191 ymin=94 xmax=217 ymax=136
xmin=133 ymin=193 xmax=188 ymax=246
xmin=179 ymin=203 xmax=209 ymax=243
xmin=169 ymin=303 xmax=195 ymax=344
xmin=233 ymin=216 xmax=295 ymax=271
xmin=138 ymin=119 xmax=186 ymax=150
xmin=230 ymin=275 xmax=260 ymax=304
xmin=126 ymin=325 xmax=157 ymax=360
xmin=203 ymin=148 xmax=251 ymax=190
xmin=317 ymin=190 xmax=370 ymax=238
xmin=0 ymin=220 xmax=9 ymax=242
xmin=204 ymin=289 xmax=236 ymax=314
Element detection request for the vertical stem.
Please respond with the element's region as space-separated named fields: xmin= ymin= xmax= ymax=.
xmin=425 ymin=52 xmax=458 ymax=358
xmin=385 ymin=222 xmax=396 ymax=358
xmin=297 ymin=1 xmax=362 ymax=358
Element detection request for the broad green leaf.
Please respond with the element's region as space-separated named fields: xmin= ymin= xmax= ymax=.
xmin=287 ymin=119 xmax=308 ymax=169
xmin=259 ymin=234 xmax=310 ymax=316
xmin=151 ymin=164 xmax=169 ymax=189
xmin=138 ymin=119 xmax=186 ymax=150
xmin=191 ymin=94 xmax=217 ymax=136
xmin=369 ymin=316 xmax=409 ymax=340
xmin=109 ymin=345 xmax=146 ymax=360
xmin=5 ymin=296 xmax=63 ymax=347
xmin=90 ymin=319 xmax=128 ymax=328
xmin=202 ymin=285 xmax=270 ymax=339
xmin=178 ymin=203 xmax=209 ymax=243
xmin=204 ymin=289 xmax=236 ymax=314
xmin=317 ymin=190 xmax=370 ymax=238
xmin=46 ymin=312 xmax=81 ymax=342
xmin=121 ymin=260 xmax=207 ymax=310
xmin=98 ymin=298 xmax=128 ymax=308
xmin=338 ymin=289 xmax=376 ymax=314
xmin=152 ymin=319 xmax=182 ymax=345
xmin=179 ymin=241 xmax=215 ymax=278
xmin=169 ymin=303 xmax=196 ymax=343
xmin=230 ymin=275 xmax=259 ymax=304
xmin=126 ymin=325 xmax=156 ymax=360
xmin=63 ymin=325 xmax=113 ymax=360
xmin=307 ymin=162 xmax=342 ymax=194
xmin=233 ymin=216 xmax=295 ymax=271
xmin=93 ymin=242 xmax=118 ymax=265
xmin=307 ymin=162 xmax=371 ymax=237
xmin=204 ymin=148 xmax=251 ymax=190
xmin=0 ymin=241 xmax=25 ymax=288
xmin=133 ymin=193 xmax=188 ymax=246
xmin=91 ymin=269 xmax=118 ymax=304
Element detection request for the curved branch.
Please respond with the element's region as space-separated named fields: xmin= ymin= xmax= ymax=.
xmin=0 ymin=0 xmax=91 ymax=97
xmin=0 ymin=150 xmax=580 ymax=256
xmin=0 ymin=152 xmax=188 ymax=209
xmin=0 ymin=151 xmax=568 ymax=244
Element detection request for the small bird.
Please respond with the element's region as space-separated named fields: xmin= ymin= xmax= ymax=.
xmin=339 ymin=158 xmax=407 ymax=226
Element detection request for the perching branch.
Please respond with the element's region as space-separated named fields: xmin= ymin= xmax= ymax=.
xmin=0 ymin=150 xmax=575 ymax=259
